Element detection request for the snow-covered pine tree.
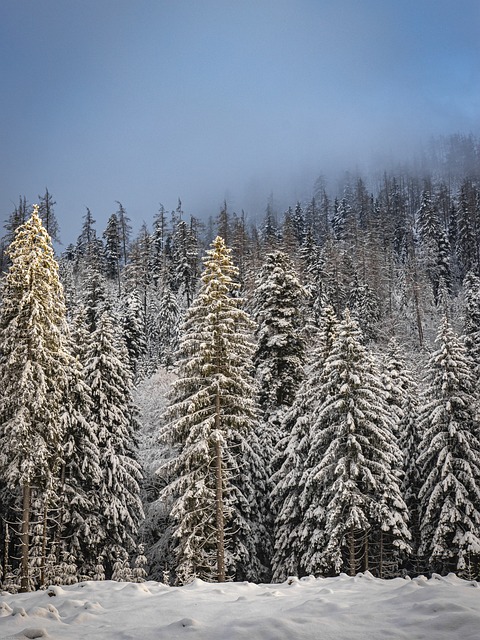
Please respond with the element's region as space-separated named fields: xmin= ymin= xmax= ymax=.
xmin=75 ymin=207 xmax=103 ymax=267
xmin=157 ymin=279 xmax=180 ymax=370
xmin=43 ymin=543 xmax=59 ymax=587
xmin=121 ymin=288 xmax=147 ymax=381
xmin=103 ymin=212 xmax=122 ymax=293
xmin=116 ymin=201 xmax=132 ymax=267
xmin=300 ymin=311 xmax=410 ymax=577
xmin=28 ymin=520 xmax=45 ymax=589
xmin=111 ymin=547 xmax=132 ymax=582
xmin=93 ymin=556 xmax=106 ymax=581
xmin=125 ymin=223 xmax=152 ymax=321
xmin=159 ymin=236 xmax=268 ymax=584
xmin=349 ymin=278 xmax=380 ymax=341
xmin=132 ymin=544 xmax=148 ymax=582
xmin=417 ymin=317 xmax=480 ymax=576
xmin=58 ymin=307 xmax=102 ymax=575
xmin=151 ymin=204 xmax=169 ymax=287
xmin=463 ymin=271 xmax=480 ymax=379
xmin=299 ymin=228 xmax=326 ymax=323
xmin=381 ymin=337 xmax=421 ymax=573
xmin=83 ymin=310 xmax=144 ymax=573
xmin=0 ymin=207 xmax=71 ymax=591
xmin=262 ymin=199 xmax=280 ymax=250
xmin=82 ymin=261 xmax=110 ymax=333
xmin=252 ymin=251 xmax=307 ymax=452
xmin=271 ymin=305 xmax=338 ymax=582
xmin=416 ymin=189 xmax=452 ymax=304
xmin=3 ymin=196 xmax=30 ymax=249
xmin=456 ymin=179 xmax=480 ymax=278
xmin=171 ymin=218 xmax=199 ymax=308
xmin=57 ymin=549 xmax=78 ymax=585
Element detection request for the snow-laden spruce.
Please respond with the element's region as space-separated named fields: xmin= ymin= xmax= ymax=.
xmin=83 ymin=309 xmax=144 ymax=571
xmin=158 ymin=236 xmax=269 ymax=584
xmin=156 ymin=279 xmax=180 ymax=370
xmin=299 ymin=310 xmax=411 ymax=576
xmin=250 ymin=250 xmax=307 ymax=561
xmin=418 ymin=317 xmax=480 ymax=576
xmin=381 ymin=337 xmax=421 ymax=571
xmin=120 ymin=287 xmax=147 ymax=380
xmin=0 ymin=207 xmax=71 ymax=592
xmin=58 ymin=306 xmax=102 ymax=575
xmin=463 ymin=271 xmax=480 ymax=380
xmin=271 ymin=305 xmax=338 ymax=582
xmin=252 ymin=251 xmax=307 ymax=426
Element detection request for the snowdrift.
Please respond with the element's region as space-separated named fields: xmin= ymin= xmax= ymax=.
xmin=0 ymin=572 xmax=479 ymax=640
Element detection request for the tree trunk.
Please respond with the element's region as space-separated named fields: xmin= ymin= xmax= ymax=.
xmin=215 ymin=389 xmax=225 ymax=583
xmin=19 ymin=483 xmax=31 ymax=592
xmin=40 ymin=502 xmax=48 ymax=588
xmin=215 ymin=438 xmax=225 ymax=582
xmin=409 ymin=241 xmax=424 ymax=347
xmin=379 ymin=530 xmax=384 ymax=579
xmin=349 ymin=525 xmax=356 ymax=576
xmin=413 ymin=277 xmax=424 ymax=347
xmin=364 ymin=534 xmax=369 ymax=572
xmin=3 ymin=523 xmax=10 ymax=580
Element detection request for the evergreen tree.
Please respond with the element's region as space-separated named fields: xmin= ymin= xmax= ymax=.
xmin=82 ymin=261 xmax=110 ymax=333
xmin=0 ymin=207 xmax=71 ymax=591
xmin=103 ymin=212 xmax=122 ymax=292
xmin=121 ymin=288 xmax=147 ymax=380
xmin=417 ymin=318 xmax=480 ymax=576
xmin=300 ymin=311 xmax=410 ymax=576
xmin=111 ymin=547 xmax=132 ymax=582
xmin=262 ymin=199 xmax=280 ymax=250
xmin=116 ymin=201 xmax=132 ymax=267
xmin=157 ymin=280 xmax=180 ymax=370
xmin=57 ymin=549 xmax=78 ymax=585
xmin=132 ymin=544 xmax=148 ymax=582
xmin=292 ymin=202 xmax=306 ymax=246
xmin=380 ymin=338 xmax=420 ymax=574
xmin=126 ymin=223 xmax=152 ymax=321
xmin=250 ymin=250 xmax=308 ymax=559
xmin=271 ymin=305 xmax=338 ymax=581
xmin=230 ymin=208 xmax=250 ymax=285
xmin=38 ymin=188 xmax=60 ymax=244
xmin=84 ymin=311 xmax=144 ymax=571
xmin=58 ymin=308 xmax=102 ymax=573
xmin=172 ymin=218 xmax=199 ymax=308
xmin=463 ymin=271 xmax=480 ymax=379
xmin=93 ymin=556 xmax=106 ymax=581
xmin=252 ymin=251 xmax=307 ymax=441
xmin=76 ymin=208 xmax=100 ymax=262
xmin=43 ymin=542 xmax=59 ymax=586
xmin=216 ymin=201 xmax=230 ymax=246
xmin=349 ymin=278 xmax=380 ymax=341
xmin=281 ymin=207 xmax=298 ymax=259
xmin=151 ymin=204 xmax=169 ymax=286
xmin=159 ymin=237 xmax=267 ymax=584
xmin=3 ymin=196 xmax=30 ymax=247
xmin=456 ymin=179 xmax=480 ymax=277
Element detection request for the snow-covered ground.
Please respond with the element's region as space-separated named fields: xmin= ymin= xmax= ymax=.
xmin=0 ymin=572 xmax=479 ymax=640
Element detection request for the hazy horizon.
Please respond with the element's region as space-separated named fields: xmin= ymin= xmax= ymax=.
xmin=1 ymin=0 xmax=479 ymax=244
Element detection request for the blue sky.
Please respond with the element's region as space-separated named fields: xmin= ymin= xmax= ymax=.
xmin=1 ymin=0 xmax=479 ymax=244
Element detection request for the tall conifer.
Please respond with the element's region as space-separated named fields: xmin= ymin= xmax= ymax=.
xmin=159 ymin=237 xmax=267 ymax=584
xmin=418 ymin=318 xmax=480 ymax=575
xmin=0 ymin=207 xmax=70 ymax=591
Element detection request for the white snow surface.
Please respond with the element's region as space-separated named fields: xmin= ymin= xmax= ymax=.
xmin=1 ymin=572 xmax=479 ymax=640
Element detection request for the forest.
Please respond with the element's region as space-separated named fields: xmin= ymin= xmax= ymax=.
xmin=1 ymin=133 xmax=480 ymax=592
